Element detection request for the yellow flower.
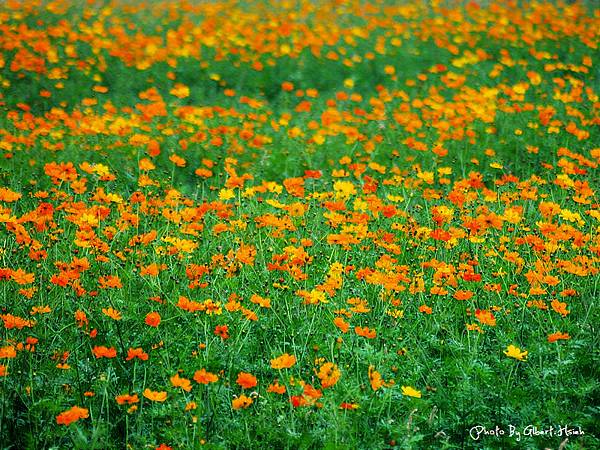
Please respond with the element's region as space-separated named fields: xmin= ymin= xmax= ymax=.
xmin=504 ymin=345 xmax=528 ymax=361
xmin=169 ymin=83 xmax=190 ymax=98
xmin=333 ymin=180 xmax=356 ymax=199
xmin=401 ymin=386 xmax=422 ymax=398
xmin=219 ymin=188 xmax=235 ymax=200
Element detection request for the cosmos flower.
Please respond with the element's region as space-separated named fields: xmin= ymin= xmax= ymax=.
xmin=56 ymin=406 xmax=89 ymax=425
xmin=236 ymin=372 xmax=258 ymax=389
xmin=232 ymin=394 xmax=253 ymax=410
xmin=271 ymin=353 xmax=297 ymax=369
xmin=504 ymin=345 xmax=528 ymax=361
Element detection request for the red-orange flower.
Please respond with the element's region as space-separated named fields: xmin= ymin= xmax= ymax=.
xmin=547 ymin=332 xmax=571 ymax=343
xmin=56 ymin=406 xmax=89 ymax=425
xmin=236 ymin=372 xmax=257 ymax=389
xmin=92 ymin=346 xmax=117 ymax=358
xmin=214 ymin=325 xmax=229 ymax=339
xmin=125 ymin=347 xmax=149 ymax=361
xmin=475 ymin=309 xmax=496 ymax=327
xmin=145 ymin=312 xmax=161 ymax=327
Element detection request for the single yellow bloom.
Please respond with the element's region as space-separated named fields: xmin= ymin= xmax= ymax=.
xmin=401 ymin=386 xmax=422 ymax=398
xmin=504 ymin=345 xmax=528 ymax=361
xmin=219 ymin=188 xmax=235 ymax=200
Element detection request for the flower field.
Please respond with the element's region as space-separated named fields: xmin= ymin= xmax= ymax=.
xmin=0 ymin=0 xmax=598 ymax=448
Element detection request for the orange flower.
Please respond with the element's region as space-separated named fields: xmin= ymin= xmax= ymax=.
xmin=193 ymin=368 xmax=219 ymax=385
xmin=170 ymin=373 xmax=192 ymax=392
xmin=0 ymin=187 xmax=21 ymax=202
xmin=475 ymin=309 xmax=496 ymax=327
xmin=317 ymin=362 xmax=341 ymax=388
xmin=368 ymin=365 xmax=393 ymax=391
xmin=74 ymin=310 xmax=88 ymax=328
xmin=92 ymin=346 xmax=117 ymax=359
xmin=140 ymin=263 xmax=160 ymax=277
xmin=453 ymin=290 xmax=474 ymax=301
xmin=44 ymin=162 xmax=77 ymax=184
xmin=283 ymin=177 xmax=305 ymax=198
xmin=354 ymin=326 xmax=376 ymax=339
xmin=267 ymin=381 xmax=286 ymax=394
xmin=0 ymin=346 xmax=17 ymax=359
xmin=419 ymin=304 xmax=432 ymax=314
xmin=138 ymin=158 xmax=155 ymax=171
xmin=169 ymin=154 xmax=187 ymax=167
xmin=125 ymin=348 xmax=149 ymax=361
xmin=281 ymin=81 xmax=294 ymax=92
xmin=2 ymin=313 xmax=35 ymax=329
xmin=333 ymin=316 xmax=349 ymax=333
xmin=145 ymin=312 xmax=161 ymax=327
xmin=143 ymin=389 xmax=167 ymax=402
xmin=547 ymin=332 xmax=571 ymax=343
xmin=98 ymin=275 xmax=122 ymax=289
xmin=11 ymin=269 xmax=35 ymax=285
xmin=235 ymin=243 xmax=256 ymax=266
xmin=340 ymin=402 xmax=359 ymax=410
xmin=236 ymin=372 xmax=257 ymax=389
xmin=232 ymin=394 xmax=253 ymax=410
xmin=214 ymin=325 xmax=229 ymax=339
xmin=290 ymin=395 xmax=307 ymax=407
xmin=466 ymin=323 xmax=483 ymax=333
xmin=430 ymin=286 xmax=448 ymax=296
xmin=56 ymin=406 xmax=89 ymax=425
xmin=195 ymin=167 xmax=213 ymax=178
xmin=551 ymin=299 xmax=570 ymax=317
xmin=30 ymin=305 xmax=51 ymax=315
xmin=250 ymin=294 xmax=271 ymax=308
xmin=101 ymin=307 xmax=122 ymax=320
xmin=170 ymin=83 xmax=190 ymax=99
xmin=116 ymin=394 xmax=139 ymax=405
xmin=270 ymin=353 xmax=296 ymax=369
xmin=185 ymin=401 xmax=197 ymax=411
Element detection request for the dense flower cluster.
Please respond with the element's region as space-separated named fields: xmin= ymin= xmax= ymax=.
xmin=0 ymin=0 xmax=598 ymax=448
